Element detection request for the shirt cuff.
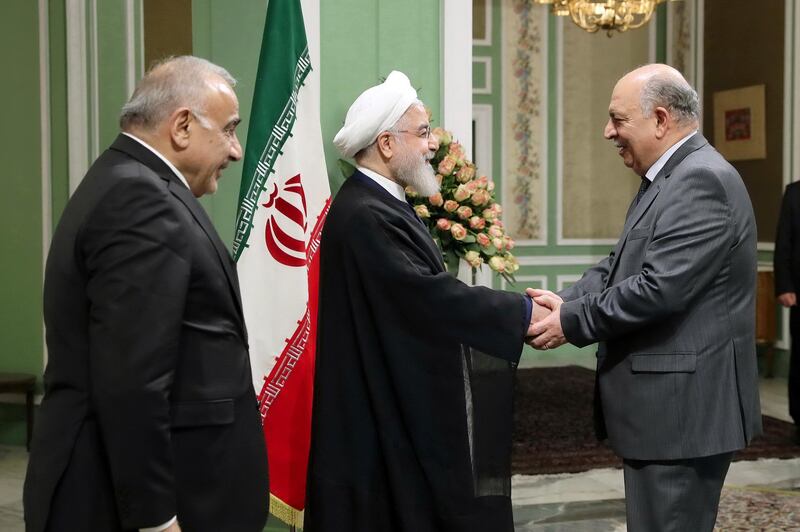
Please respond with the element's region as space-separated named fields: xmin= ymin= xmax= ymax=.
xmin=141 ymin=516 xmax=177 ymax=532
xmin=523 ymin=294 xmax=533 ymax=335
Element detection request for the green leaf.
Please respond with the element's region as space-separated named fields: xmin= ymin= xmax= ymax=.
xmin=465 ymin=243 xmax=480 ymax=252
xmin=444 ymin=249 xmax=460 ymax=275
xmin=461 ymin=235 xmax=476 ymax=243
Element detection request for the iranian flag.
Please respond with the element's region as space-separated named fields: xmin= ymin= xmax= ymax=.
xmin=233 ymin=0 xmax=329 ymax=526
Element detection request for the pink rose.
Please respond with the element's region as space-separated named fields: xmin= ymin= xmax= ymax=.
xmin=492 ymin=203 xmax=503 ymax=214
xmin=487 ymin=180 xmax=495 ymax=192
xmin=492 ymin=237 xmax=504 ymax=251
xmin=471 ymin=189 xmax=490 ymax=206
xmin=489 ymin=256 xmax=506 ymax=272
xmin=432 ymin=127 xmax=452 ymax=145
xmin=464 ymin=251 xmax=483 ymax=268
xmin=429 ymin=192 xmax=444 ymax=207
xmin=469 ymin=216 xmax=485 ymax=230
xmin=405 ymin=186 xmax=418 ymax=198
xmin=505 ymin=256 xmax=520 ymax=273
xmin=436 ymin=218 xmax=452 ymax=231
xmin=476 ymin=175 xmax=488 ymax=189
xmin=488 ymin=225 xmax=503 ymax=238
xmin=415 ymin=204 xmax=430 ymax=218
xmin=454 ymin=184 xmax=471 ymax=202
xmin=457 ymin=206 xmax=473 ymax=220
xmin=505 ymin=237 xmax=515 ymax=250
xmin=435 ymin=173 xmax=444 ymax=185
xmin=465 ymin=180 xmax=479 ymax=193
xmin=449 ymin=142 xmax=465 ymax=159
xmin=482 ymin=208 xmax=496 ymax=221
xmin=444 ymin=200 xmax=459 ymax=212
xmin=455 ymin=165 xmax=475 ymax=183
xmin=450 ymin=223 xmax=467 ymax=241
xmin=437 ymin=155 xmax=457 ymax=176
xmin=477 ymin=233 xmax=491 ymax=247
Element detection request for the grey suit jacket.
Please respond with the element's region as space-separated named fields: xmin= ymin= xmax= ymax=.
xmin=559 ymin=133 xmax=762 ymax=461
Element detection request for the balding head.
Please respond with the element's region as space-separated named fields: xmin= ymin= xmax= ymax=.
xmin=621 ymin=64 xmax=700 ymax=128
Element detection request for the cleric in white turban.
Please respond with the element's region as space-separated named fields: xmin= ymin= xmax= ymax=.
xmin=305 ymin=71 xmax=536 ymax=532
xmin=333 ymin=70 xmax=420 ymax=159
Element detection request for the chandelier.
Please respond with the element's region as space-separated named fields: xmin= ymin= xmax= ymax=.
xmin=534 ymin=0 xmax=675 ymax=36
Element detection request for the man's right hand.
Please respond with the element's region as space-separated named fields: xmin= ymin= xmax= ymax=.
xmin=778 ymin=292 xmax=797 ymax=307
xmin=163 ymin=522 xmax=181 ymax=532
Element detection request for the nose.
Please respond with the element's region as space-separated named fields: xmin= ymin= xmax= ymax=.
xmin=603 ymin=119 xmax=615 ymax=140
xmin=428 ymin=133 xmax=439 ymax=152
xmin=230 ymin=133 xmax=243 ymax=161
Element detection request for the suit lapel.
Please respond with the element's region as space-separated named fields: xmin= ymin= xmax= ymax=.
xmin=110 ymin=134 xmax=246 ymax=326
xmin=604 ymin=133 xmax=709 ymax=287
xmin=168 ymin=182 xmax=245 ymax=320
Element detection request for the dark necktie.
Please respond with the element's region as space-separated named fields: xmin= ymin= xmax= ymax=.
xmin=635 ymin=177 xmax=651 ymax=205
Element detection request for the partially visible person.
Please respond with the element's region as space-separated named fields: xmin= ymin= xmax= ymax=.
xmin=529 ymin=64 xmax=761 ymax=532
xmin=305 ymin=71 xmax=542 ymax=532
xmin=24 ymin=56 xmax=269 ymax=532
xmin=775 ymin=181 xmax=800 ymax=441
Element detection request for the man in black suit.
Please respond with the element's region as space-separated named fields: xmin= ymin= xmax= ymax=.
xmin=24 ymin=56 xmax=269 ymax=532
xmin=775 ymin=182 xmax=800 ymax=441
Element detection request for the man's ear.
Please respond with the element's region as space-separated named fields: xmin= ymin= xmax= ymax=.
xmin=654 ymin=107 xmax=670 ymax=139
xmin=170 ymin=108 xmax=193 ymax=149
xmin=375 ymin=131 xmax=394 ymax=160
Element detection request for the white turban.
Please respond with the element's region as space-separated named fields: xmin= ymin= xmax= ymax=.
xmin=333 ymin=71 xmax=418 ymax=158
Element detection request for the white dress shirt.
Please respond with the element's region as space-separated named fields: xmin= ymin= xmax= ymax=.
xmin=644 ymin=130 xmax=697 ymax=183
xmin=122 ymin=132 xmax=191 ymax=191
xmin=357 ymin=166 xmax=406 ymax=202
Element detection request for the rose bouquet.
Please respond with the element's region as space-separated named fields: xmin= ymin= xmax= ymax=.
xmin=407 ymin=127 xmax=519 ymax=283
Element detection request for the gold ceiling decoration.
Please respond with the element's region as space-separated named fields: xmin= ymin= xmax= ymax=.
xmin=534 ymin=0 xmax=677 ymax=36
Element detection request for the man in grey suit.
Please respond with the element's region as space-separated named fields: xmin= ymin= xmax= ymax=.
xmin=529 ymin=64 xmax=762 ymax=531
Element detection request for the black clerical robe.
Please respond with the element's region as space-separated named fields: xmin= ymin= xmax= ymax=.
xmin=305 ymin=171 xmax=528 ymax=531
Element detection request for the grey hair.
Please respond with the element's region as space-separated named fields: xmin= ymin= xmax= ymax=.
xmin=640 ymin=73 xmax=700 ymax=126
xmin=119 ymin=55 xmax=236 ymax=131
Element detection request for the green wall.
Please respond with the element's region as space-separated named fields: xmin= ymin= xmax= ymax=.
xmin=0 ymin=0 xmax=44 ymax=443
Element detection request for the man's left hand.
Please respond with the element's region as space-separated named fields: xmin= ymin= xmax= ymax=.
xmin=526 ymin=288 xmax=566 ymax=350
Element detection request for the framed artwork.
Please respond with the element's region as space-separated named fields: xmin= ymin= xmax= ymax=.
xmin=713 ymin=84 xmax=766 ymax=161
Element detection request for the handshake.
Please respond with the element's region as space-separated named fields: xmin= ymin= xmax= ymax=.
xmin=525 ymin=288 xmax=565 ymax=350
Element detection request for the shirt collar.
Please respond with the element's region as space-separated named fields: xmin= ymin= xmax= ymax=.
xmin=122 ymin=132 xmax=191 ymax=191
xmin=644 ymin=130 xmax=697 ymax=182
xmin=357 ymin=166 xmax=407 ymax=203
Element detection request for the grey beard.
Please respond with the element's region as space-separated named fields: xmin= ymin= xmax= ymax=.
xmin=395 ymin=152 xmax=440 ymax=197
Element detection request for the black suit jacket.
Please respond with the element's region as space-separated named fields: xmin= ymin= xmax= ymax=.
xmin=775 ymin=181 xmax=800 ymax=295
xmin=24 ymin=134 xmax=269 ymax=531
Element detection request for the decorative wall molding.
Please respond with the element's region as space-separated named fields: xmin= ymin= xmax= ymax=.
xmin=39 ymin=0 xmax=51 ymax=367
xmin=695 ymin=0 xmax=704 ymax=128
xmin=472 ymin=104 xmax=493 ymax=177
xmin=502 ymin=3 xmax=548 ymax=246
xmin=516 ymin=254 xmax=607 ymax=266
xmin=472 ymin=56 xmax=492 ymax=95
xmin=473 ymin=0 xmax=492 ymax=46
xmin=556 ymin=274 xmax=583 ymax=291
xmin=501 ymin=274 xmax=547 ymax=291
xmin=442 ymin=0 xmax=473 ymax=159
xmin=66 ymin=0 xmax=90 ymax=194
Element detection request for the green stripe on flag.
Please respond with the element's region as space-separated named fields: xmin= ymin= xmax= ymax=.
xmin=233 ymin=0 xmax=311 ymax=261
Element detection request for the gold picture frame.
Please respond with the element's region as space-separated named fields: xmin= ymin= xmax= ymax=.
xmin=713 ymin=84 xmax=766 ymax=161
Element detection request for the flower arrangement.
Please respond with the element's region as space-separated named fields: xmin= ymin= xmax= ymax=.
xmin=407 ymin=127 xmax=519 ymax=283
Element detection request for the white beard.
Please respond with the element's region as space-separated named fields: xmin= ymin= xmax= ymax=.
xmin=394 ymin=146 xmax=440 ymax=197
